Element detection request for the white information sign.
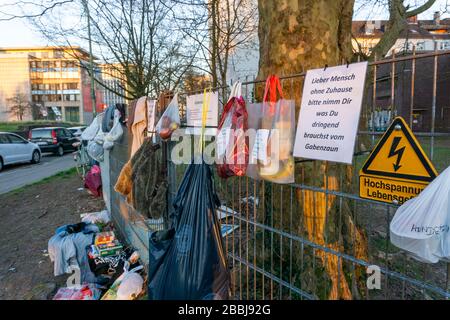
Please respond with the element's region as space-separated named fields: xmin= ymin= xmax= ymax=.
xmin=293 ymin=62 xmax=368 ymax=164
xmin=186 ymin=91 xmax=219 ymax=127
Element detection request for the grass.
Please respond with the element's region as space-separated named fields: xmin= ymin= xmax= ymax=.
xmin=6 ymin=167 xmax=78 ymax=195
xmin=0 ymin=121 xmax=83 ymax=132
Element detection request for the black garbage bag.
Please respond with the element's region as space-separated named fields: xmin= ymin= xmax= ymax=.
xmin=148 ymin=162 xmax=230 ymax=300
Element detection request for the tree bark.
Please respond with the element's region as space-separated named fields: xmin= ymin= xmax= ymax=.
xmin=257 ymin=0 xmax=368 ymax=300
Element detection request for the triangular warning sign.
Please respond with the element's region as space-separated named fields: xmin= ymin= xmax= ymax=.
xmin=361 ymin=117 xmax=437 ymax=182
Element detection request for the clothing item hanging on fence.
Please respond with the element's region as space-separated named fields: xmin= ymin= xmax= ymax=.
xmin=148 ymin=162 xmax=230 ymax=300
xmin=130 ymin=96 xmax=148 ymax=157
xmin=390 ymin=166 xmax=450 ymax=263
xmin=114 ymin=160 xmax=133 ymax=204
xmin=114 ymin=138 xmax=167 ymax=219
xmin=131 ymin=139 xmax=167 ymax=219
xmin=216 ymin=82 xmax=249 ymax=178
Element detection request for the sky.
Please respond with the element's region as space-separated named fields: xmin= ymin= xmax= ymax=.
xmin=0 ymin=0 xmax=448 ymax=47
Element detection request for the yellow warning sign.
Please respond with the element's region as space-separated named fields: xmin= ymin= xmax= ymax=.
xmin=359 ymin=117 xmax=437 ymax=204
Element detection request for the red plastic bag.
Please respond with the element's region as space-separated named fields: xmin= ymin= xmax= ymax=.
xmin=84 ymin=165 xmax=102 ymax=197
xmin=246 ymin=75 xmax=295 ymax=184
xmin=216 ymin=82 xmax=249 ymax=178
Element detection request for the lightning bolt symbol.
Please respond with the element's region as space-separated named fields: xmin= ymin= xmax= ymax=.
xmin=388 ymin=137 xmax=405 ymax=172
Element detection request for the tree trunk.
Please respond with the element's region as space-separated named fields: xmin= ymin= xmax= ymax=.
xmin=257 ymin=0 xmax=367 ymax=300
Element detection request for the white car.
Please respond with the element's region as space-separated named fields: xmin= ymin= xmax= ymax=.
xmin=0 ymin=132 xmax=41 ymax=172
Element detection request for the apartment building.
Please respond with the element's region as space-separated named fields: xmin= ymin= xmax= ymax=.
xmin=353 ymin=13 xmax=450 ymax=56
xmin=100 ymin=63 xmax=128 ymax=107
xmin=0 ymin=46 xmax=104 ymax=124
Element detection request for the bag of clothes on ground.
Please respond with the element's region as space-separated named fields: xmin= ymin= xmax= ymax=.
xmin=148 ymin=162 xmax=230 ymax=300
xmin=48 ymin=211 xmax=145 ymax=300
xmin=48 ymin=222 xmax=99 ymax=283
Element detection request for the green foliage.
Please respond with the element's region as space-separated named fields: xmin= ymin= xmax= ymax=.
xmin=0 ymin=121 xmax=83 ymax=133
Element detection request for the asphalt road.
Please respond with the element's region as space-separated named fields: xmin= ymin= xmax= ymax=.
xmin=0 ymin=153 xmax=76 ymax=195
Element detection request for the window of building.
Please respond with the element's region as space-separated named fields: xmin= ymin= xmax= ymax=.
xmin=65 ymin=107 xmax=80 ymax=123
xmin=46 ymin=107 xmax=61 ymax=120
xmin=54 ymin=50 xmax=64 ymax=58
xmin=41 ymin=52 xmax=49 ymax=59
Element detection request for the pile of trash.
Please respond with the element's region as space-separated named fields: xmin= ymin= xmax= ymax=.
xmin=47 ymin=209 xmax=146 ymax=300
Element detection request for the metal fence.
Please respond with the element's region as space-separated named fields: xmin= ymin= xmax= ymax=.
xmin=165 ymin=50 xmax=450 ymax=300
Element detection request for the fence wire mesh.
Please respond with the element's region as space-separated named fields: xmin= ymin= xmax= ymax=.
xmin=165 ymin=50 xmax=450 ymax=300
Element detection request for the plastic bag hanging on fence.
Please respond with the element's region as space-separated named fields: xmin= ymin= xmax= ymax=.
xmin=247 ymin=75 xmax=295 ymax=184
xmin=216 ymin=82 xmax=249 ymax=178
xmin=84 ymin=165 xmax=102 ymax=197
xmin=103 ymin=109 xmax=124 ymax=150
xmin=148 ymin=162 xmax=230 ymax=300
xmin=390 ymin=166 xmax=450 ymax=263
xmin=156 ymin=93 xmax=180 ymax=140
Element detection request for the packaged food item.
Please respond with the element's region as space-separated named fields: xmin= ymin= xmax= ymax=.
xmin=94 ymin=231 xmax=115 ymax=246
xmin=156 ymin=93 xmax=180 ymax=140
xmin=97 ymin=240 xmax=123 ymax=257
xmin=128 ymin=251 xmax=140 ymax=264
xmin=87 ymin=245 xmax=100 ymax=259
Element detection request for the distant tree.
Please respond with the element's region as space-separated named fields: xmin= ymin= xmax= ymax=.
xmin=6 ymin=92 xmax=31 ymax=121
xmin=0 ymin=0 xmax=198 ymax=100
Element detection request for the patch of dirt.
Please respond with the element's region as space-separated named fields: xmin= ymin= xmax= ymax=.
xmin=0 ymin=174 xmax=104 ymax=300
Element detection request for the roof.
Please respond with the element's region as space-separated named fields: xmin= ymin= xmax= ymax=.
xmin=353 ymin=19 xmax=450 ymax=40
xmin=0 ymin=46 xmax=97 ymax=60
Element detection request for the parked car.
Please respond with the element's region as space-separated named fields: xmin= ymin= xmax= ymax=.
xmin=68 ymin=126 xmax=87 ymax=138
xmin=29 ymin=127 xmax=78 ymax=156
xmin=0 ymin=132 xmax=41 ymax=172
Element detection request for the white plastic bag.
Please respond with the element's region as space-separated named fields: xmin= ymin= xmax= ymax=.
xmin=156 ymin=93 xmax=180 ymax=140
xmin=103 ymin=109 xmax=124 ymax=150
xmin=87 ymin=140 xmax=104 ymax=162
xmin=81 ymin=113 xmax=103 ymax=141
xmin=390 ymin=166 xmax=450 ymax=263
xmin=101 ymin=262 xmax=144 ymax=300
xmin=81 ymin=210 xmax=111 ymax=224
xmin=116 ymin=271 xmax=144 ymax=300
